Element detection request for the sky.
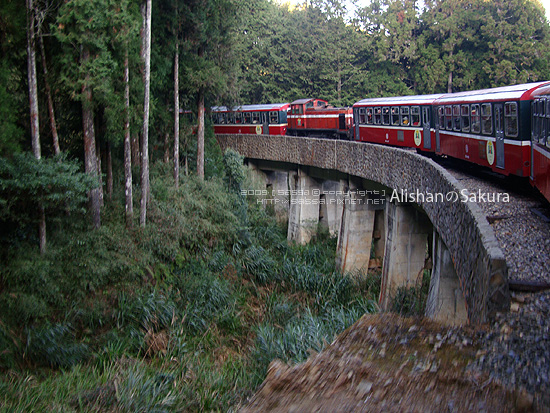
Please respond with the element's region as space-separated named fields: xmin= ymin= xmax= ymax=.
xmin=275 ymin=0 xmax=550 ymax=20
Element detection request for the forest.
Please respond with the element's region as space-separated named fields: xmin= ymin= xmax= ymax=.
xmin=0 ymin=0 xmax=549 ymax=410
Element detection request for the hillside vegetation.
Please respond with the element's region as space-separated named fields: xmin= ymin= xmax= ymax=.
xmin=0 ymin=148 xmax=380 ymax=411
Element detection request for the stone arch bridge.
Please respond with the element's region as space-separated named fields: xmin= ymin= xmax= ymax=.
xmin=216 ymin=134 xmax=510 ymax=325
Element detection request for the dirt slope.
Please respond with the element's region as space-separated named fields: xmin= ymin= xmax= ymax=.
xmin=240 ymin=314 xmax=535 ymax=412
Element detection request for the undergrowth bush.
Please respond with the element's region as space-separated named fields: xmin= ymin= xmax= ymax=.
xmin=25 ymin=323 xmax=89 ymax=369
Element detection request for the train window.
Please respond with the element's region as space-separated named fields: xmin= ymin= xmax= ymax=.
xmin=438 ymin=107 xmax=445 ymax=129
xmin=252 ymin=112 xmax=260 ymax=124
xmin=391 ymin=107 xmax=400 ymax=125
xmin=445 ymin=106 xmax=453 ymax=130
xmin=471 ymin=104 xmax=480 ymax=133
xmin=461 ymin=105 xmax=470 ymax=132
xmin=316 ymin=101 xmax=325 ymax=107
xmin=359 ymin=108 xmax=366 ymax=124
xmin=367 ymin=108 xmax=373 ymax=124
xmin=504 ymin=102 xmax=518 ymax=138
xmin=229 ymin=113 xmax=236 ymax=124
xmin=374 ymin=107 xmax=382 ymax=124
xmin=244 ymin=112 xmax=252 ymax=124
xmin=382 ymin=107 xmax=390 ymax=125
xmin=270 ymin=111 xmax=278 ymax=124
xmin=235 ymin=112 xmax=242 ymax=124
xmin=411 ymin=106 xmax=421 ymax=126
xmin=453 ymin=105 xmax=461 ymax=131
xmin=220 ymin=113 xmax=227 ymax=124
xmin=401 ymin=106 xmax=410 ymax=126
xmin=481 ymin=103 xmax=492 ymax=134
xmin=306 ymin=101 xmax=314 ymax=109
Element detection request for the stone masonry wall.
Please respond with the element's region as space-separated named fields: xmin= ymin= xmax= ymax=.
xmin=216 ymin=134 xmax=510 ymax=324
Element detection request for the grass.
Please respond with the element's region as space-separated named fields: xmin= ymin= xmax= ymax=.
xmin=0 ymin=151 xmax=381 ymax=411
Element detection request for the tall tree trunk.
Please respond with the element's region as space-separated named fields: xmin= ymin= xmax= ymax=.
xmin=447 ymin=49 xmax=453 ymax=93
xmin=96 ymin=138 xmax=104 ymax=207
xmin=140 ymin=0 xmax=152 ymax=227
xmin=106 ymin=141 xmax=113 ymax=201
xmin=26 ymin=0 xmax=40 ymax=160
xmin=174 ymin=42 xmax=179 ymax=188
xmin=82 ymin=46 xmax=101 ymax=229
xmin=39 ymin=35 xmax=60 ymax=155
xmin=131 ymin=133 xmax=140 ymax=167
xmin=27 ymin=0 xmax=46 ymax=253
xmin=123 ymin=45 xmax=133 ymax=228
xmin=163 ymin=131 xmax=169 ymax=163
xmin=197 ymin=88 xmax=205 ymax=180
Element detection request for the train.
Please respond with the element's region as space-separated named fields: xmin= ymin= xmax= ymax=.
xmin=211 ymin=82 xmax=550 ymax=203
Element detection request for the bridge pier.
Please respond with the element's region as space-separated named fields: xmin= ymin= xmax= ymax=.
xmin=319 ymin=180 xmax=345 ymax=236
xmin=336 ymin=178 xmax=377 ymax=273
xmin=425 ymin=232 xmax=468 ymax=324
xmin=287 ymin=168 xmax=321 ymax=244
xmin=265 ymin=170 xmax=290 ymax=222
xmin=379 ymin=201 xmax=432 ymax=310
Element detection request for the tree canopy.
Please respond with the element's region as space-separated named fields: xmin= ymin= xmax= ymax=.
xmin=1 ymin=0 xmax=550 ymax=244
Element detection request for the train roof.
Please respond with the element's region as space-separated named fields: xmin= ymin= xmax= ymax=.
xmin=290 ymin=98 xmax=327 ymax=105
xmin=211 ymin=103 xmax=290 ymax=112
xmin=353 ymin=94 xmax=445 ymax=107
xmin=433 ymin=82 xmax=550 ymax=104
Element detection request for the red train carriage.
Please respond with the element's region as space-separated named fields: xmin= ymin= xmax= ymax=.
xmin=531 ymin=84 xmax=550 ymax=202
xmin=352 ymin=94 xmax=444 ymax=150
xmin=432 ymin=82 xmax=550 ymax=178
xmin=211 ymin=103 xmax=290 ymax=136
xmin=287 ymin=98 xmax=353 ymax=139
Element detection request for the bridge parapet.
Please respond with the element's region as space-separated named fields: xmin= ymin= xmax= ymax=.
xmin=216 ymin=134 xmax=509 ymax=324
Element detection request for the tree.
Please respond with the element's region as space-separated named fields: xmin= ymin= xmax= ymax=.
xmin=140 ymin=0 xmax=152 ymax=226
xmin=181 ymin=0 xmax=241 ymax=180
xmin=55 ymin=0 xmax=135 ymax=228
xmin=26 ymin=0 xmax=48 ymax=253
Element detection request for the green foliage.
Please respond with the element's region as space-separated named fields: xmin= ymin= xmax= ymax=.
xmin=391 ymin=269 xmax=431 ymax=317
xmin=173 ymin=260 xmax=238 ymax=335
xmin=223 ymin=148 xmax=246 ymax=191
xmin=0 ymin=62 xmax=23 ymax=155
xmin=0 ymin=153 xmax=96 ymax=243
xmin=25 ymin=323 xmax=89 ymax=369
xmin=253 ymin=306 xmax=369 ymax=370
xmin=114 ymin=364 xmax=178 ymax=411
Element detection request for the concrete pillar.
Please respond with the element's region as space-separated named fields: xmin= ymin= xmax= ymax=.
xmin=425 ymin=231 xmax=468 ymax=325
xmin=336 ymin=179 xmax=376 ymax=273
xmin=266 ymin=170 xmax=290 ymax=222
xmin=287 ymin=168 xmax=320 ymax=244
xmin=319 ymin=180 xmax=345 ymax=236
xmin=379 ymin=201 xmax=432 ymax=310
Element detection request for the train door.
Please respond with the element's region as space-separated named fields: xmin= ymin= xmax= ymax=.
xmin=422 ymin=106 xmax=431 ymax=150
xmin=435 ymin=106 xmax=441 ymax=153
xmin=494 ymin=103 xmax=505 ymax=169
xmin=262 ymin=112 xmax=269 ymax=135
xmin=354 ymin=108 xmax=360 ymax=141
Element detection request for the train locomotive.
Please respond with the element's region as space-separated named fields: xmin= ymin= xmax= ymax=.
xmin=211 ymin=81 xmax=550 ymax=203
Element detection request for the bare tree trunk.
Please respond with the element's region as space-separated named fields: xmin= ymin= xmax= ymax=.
xmin=96 ymin=138 xmax=104 ymax=207
xmin=124 ymin=46 xmax=133 ymax=228
xmin=197 ymin=88 xmax=205 ymax=180
xmin=106 ymin=141 xmax=113 ymax=201
xmin=27 ymin=0 xmax=46 ymax=253
xmin=140 ymin=0 xmax=152 ymax=227
xmin=131 ymin=133 xmax=140 ymax=167
xmin=163 ymin=131 xmax=170 ymax=163
xmin=26 ymin=0 xmax=40 ymax=159
xmin=39 ymin=35 xmax=60 ymax=155
xmin=82 ymin=46 xmax=101 ymax=229
xmin=174 ymin=42 xmax=179 ymax=188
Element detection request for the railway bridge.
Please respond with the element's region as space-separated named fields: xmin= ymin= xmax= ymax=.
xmin=216 ymin=134 xmax=510 ymax=325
